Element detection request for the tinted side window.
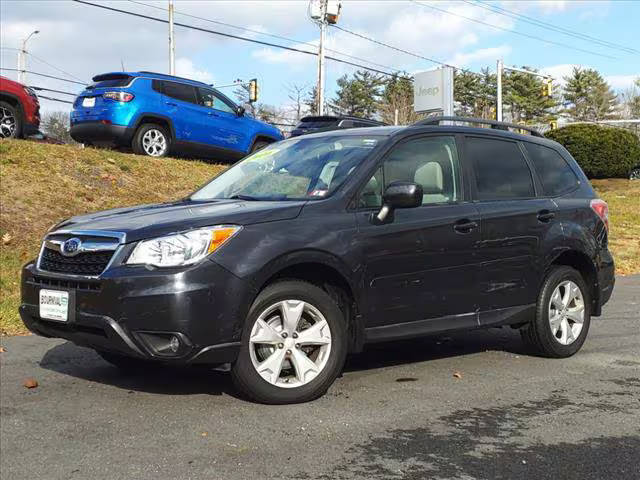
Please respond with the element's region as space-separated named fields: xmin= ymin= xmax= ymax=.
xmin=162 ymin=81 xmax=197 ymax=104
xmin=467 ymin=137 xmax=535 ymax=200
xmin=152 ymin=80 xmax=163 ymax=94
xmin=524 ymin=143 xmax=579 ymax=196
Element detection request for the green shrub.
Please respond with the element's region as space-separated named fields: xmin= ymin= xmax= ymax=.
xmin=545 ymin=124 xmax=640 ymax=178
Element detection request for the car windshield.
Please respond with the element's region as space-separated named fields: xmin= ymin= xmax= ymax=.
xmin=190 ymin=135 xmax=383 ymax=201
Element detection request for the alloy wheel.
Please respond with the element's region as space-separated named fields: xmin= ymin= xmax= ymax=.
xmin=548 ymin=280 xmax=585 ymax=345
xmin=0 ymin=107 xmax=17 ymax=138
xmin=141 ymin=128 xmax=167 ymax=156
xmin=249 ymin=300 xmax=332 ymax=388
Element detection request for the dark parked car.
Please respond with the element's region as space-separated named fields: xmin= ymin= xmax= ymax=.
xmin=290 ymin=115 xmax=385 ymax=137
xmin=630 ymin=164 xmax=640 ymax=180
xmin=0 ymin=75 xmax=40 ymax=138
xmin=70 ymin=72 xmax=283 ymax=159
xmin=20 ymin=117 xmax=615 ymax=404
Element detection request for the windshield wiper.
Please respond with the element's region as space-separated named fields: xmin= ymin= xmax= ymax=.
xmin=228 ymin=194 xmax=262 ymax=201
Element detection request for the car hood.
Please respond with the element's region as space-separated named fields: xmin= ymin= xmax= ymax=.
xmin=52 ymin=199 xmax=306 ymax=243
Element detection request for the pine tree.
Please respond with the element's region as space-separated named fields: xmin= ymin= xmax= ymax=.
xmin=563 ymin=67 xmax=618 ymax=121
xmin=503 ymin=66 xmax=556 ymax=123
xmin=332 ymin=70 xmax=384 ymax=117
xmin=378 ymin=74 xmax=420 ymax=125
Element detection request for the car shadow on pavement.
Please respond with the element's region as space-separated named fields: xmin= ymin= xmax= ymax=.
xmin=39 ymin=342 xmax=236 ymax=397
xmin=344 ymin=326 xmax=529 ymax=373
xmin=38 ymin=326 xmax=530 ymax=396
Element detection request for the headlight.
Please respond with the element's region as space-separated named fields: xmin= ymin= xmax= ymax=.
xmin=126 ymin=226 xmax=241 ymax=268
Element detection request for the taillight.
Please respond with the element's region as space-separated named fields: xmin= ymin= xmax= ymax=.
xmin=590 ymin=199 xmax=609 ymax=231
xmin=103 ymin=91 xmax=134 ymax=102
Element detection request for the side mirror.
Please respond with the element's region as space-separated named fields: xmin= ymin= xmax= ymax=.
xmin=372 ymin=181 xmax=423 ymax=224
xmin=236 ymin=105 xmax=245 ymax=117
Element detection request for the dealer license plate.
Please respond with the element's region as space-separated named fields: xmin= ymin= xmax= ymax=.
xmin=39 ymin=289 xmax=69 ymax=322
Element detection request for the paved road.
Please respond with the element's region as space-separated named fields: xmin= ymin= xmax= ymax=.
xmin=1 ymin=276 xmax=638 ymax=480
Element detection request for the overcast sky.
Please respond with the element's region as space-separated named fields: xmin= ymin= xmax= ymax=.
xmin=1 ymin=0 xmax=638 ymax=115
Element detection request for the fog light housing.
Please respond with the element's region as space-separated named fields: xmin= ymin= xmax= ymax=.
xmin=134 ymin=331 xmax=191 ymax=358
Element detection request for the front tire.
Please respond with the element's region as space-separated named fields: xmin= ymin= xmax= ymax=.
xmin=250 ymin=139 xmax=269 ymax=154
xmin=0 ymin=101 xmax=22 ymax=139
xmin=231 ymin=280 xmax=347 ymax=404
xmin=521 ymin=266 xmax=591 ymax=358
xmin=132 ymin=123 xmax=170 ymax=157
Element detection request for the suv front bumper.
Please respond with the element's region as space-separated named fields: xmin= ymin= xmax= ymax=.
xmin=19 ymin=259 xmax=252 ymax=365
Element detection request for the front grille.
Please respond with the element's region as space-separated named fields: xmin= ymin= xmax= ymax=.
xmin=39 ymin=247 xmax=114 ymax=276
xmin=29 ymin=275 xmax=102 ymax=292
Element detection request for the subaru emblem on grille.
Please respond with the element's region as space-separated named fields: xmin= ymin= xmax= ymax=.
xmin=61 ymin=237 xmax=82 ymax=257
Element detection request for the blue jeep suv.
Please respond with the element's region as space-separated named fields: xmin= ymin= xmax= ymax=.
xmin=70 ymin=72 xmax=283 ymax=159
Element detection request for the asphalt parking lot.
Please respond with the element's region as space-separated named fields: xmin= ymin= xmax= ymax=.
xmin=1 ymin=275 xmax=638 ymax=480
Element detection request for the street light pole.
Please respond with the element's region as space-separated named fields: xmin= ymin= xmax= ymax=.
xmin=168 ymin=0 xmax=175 ymax=75
xmin=18 ymin=30 xmax=39 ymax=84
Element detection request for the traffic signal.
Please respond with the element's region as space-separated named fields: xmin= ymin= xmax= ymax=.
xmin=248 ymin=78 xmax=258 ymax=103
xmin=549 ymin=119 xmax=558 ymax=130
xmin=542 ymin=78 xmax=552 ymax=97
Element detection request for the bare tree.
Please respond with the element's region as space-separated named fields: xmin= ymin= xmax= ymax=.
xmin=41 ymin=111 xmax=75 ymax=143
xmin=285 ymin=83 xmax=309 ymax=122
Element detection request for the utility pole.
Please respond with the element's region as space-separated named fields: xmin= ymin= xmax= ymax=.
xmin=18 ymin=30 xmax=39 ymax=85
xmin=316 ymin=0 xmax=327 ymax=115
xmin=310 ymin=0 xmax=341 ymax=116
xmin=496 ymin=58 xmax=503 ymax=122
xmin=168 ymin=0 xmax=175 ymax=75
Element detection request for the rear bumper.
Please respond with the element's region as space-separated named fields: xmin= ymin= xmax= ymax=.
xmin=70 ymin=122 xmax=134 ymax=145
xmin=594 ymin=248 xmax=615 ymax=315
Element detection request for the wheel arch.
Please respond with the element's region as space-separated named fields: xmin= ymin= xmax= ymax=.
xmin=249 ymin=133 xmax=279 ymax=151
xmin=132 ymin=113 xmax=176 ymax=142
xmin=252 ymin=251 xmax=364 ymax=353
xmin=547 ymin=248 xmax=600 ymax=315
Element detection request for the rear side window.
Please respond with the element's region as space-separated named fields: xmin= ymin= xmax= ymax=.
xmin=524 ymin=143 xmax=579 ymax=196
xmin=467 ymin=137 xmax=535 ymax=200
xmin=162 ymin=81 xmax=197 ymax=104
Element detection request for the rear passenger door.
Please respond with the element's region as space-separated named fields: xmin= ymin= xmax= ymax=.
xmin=466 ymin=136 xmax=557 ymax=317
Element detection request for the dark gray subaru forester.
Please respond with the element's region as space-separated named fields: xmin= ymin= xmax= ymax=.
xmin=20 ymin=117 xmax=615 ymax=404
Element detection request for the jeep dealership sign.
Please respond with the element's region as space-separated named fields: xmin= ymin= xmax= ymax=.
xmin=414 ymin=67 xmax=454 ymax=114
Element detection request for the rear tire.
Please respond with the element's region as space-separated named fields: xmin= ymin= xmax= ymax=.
xmin=132 ymin=123 xmax=170 ymax=157
xmin=630 ymin=166 xmax=640 ymax=180
xmin=520 ymin=266 xmax=591 ymax=358
xmin=0 ymin=101 xmax=22 ymax=139
xmin=231 ymin=280 xmax=347 ymax=404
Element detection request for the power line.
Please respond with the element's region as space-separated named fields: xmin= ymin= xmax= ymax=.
xmin=0 ymin=67 xmax=87 ymax=86
xmin=330 ymin=24 xmax=481 ymax=78
xmin=468 ymin=0 xmax=639 ymax=55
xmin=73 ymin=0 xmax=407 ymax=79
xmin=1 ymin=46 xmax=87 ymax=83
xmin=30 ymin=86 xmax=78 ymax=96
xmin=126 ymin=0 xmax=410 ymax=77
xmin=409 ymin=0 xmax=618 ymax=60
xmin=36 ymin=95 xmax=74 ymax=104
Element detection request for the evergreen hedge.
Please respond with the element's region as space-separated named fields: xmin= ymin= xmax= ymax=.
xmin=545 ymin=124 xmax=640 ymax=178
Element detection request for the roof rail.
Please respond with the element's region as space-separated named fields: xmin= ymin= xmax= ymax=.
xmin=413 ymin=116 xmax=544 ymax=137
xmin=137 ymin=71 xmax=206 ymax=84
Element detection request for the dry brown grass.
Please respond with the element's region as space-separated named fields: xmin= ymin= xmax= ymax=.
xmin=1 ymin=139 xmax=224 ymax=335
xmin=590 ymin=179 xmax=640 ymax=276
xmin=1 ymin=140 xmax=638 ymax=335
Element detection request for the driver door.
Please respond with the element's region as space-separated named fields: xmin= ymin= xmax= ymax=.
xmin=195 ymin=87 xmax=247 ymax=152
xmin=355 ymin=135 xmax=481 ymax=335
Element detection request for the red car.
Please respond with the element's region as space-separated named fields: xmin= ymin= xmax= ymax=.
xmin=0 ymin=75 xmax=40 ymax=138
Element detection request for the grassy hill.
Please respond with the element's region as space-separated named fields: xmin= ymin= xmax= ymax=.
xmin=1 ymin=139 xmax=638 ymax=335
xmin=1 ymin=139 xmax=224 ymax=334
